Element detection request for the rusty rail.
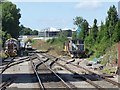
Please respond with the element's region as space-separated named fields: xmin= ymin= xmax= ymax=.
xmin=31 ymin=60 xmax=45 ymax=90
xmin=38 ymin=53 xmax=104 ymax=89
xmin=36 ymin=54 xmax=73 ymax=89
xmin=0 ymin=78 xmax=15 ymax=89
xmin=44 ymin=53 xmax=120 ymax=87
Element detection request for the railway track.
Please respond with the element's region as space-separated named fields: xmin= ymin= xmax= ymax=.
xmin=31 ymin=60 xmax=44 ymax=89
xmin=1 ymin=57 xmax=15 ymax=74
xmin=0 ymin=77 xmax=15 ymax=90
xmin=1 ymin=56 xmax=37 ymax=89
xmin=0 ymin=56 xmax=37 ymax=74
xmin=37 ymin=52 xmax=119 ymax=89
xmin=60 ymin=57 xmax=120 ymax=88
xmin=30 ymin=54 xmax=73 ymax=89
xmin=1 ymin=52 xmax=119 ymax=89
xmin=38 ymin=53 xmax=104 ymax=89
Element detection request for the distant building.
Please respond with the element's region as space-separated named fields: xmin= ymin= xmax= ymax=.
xmin=118 ymin=1 xmax=120 ymax=18
xmin=38 ymin=27 xmax=73 ymax=41
xmin=38 ymin=27 xmax=59 ymax=38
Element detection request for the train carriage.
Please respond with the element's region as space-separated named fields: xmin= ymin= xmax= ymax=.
xmin=25 ymin=41 xmax=32 ymax=50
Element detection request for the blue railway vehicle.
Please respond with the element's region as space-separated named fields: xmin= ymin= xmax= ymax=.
xmin=63 ymin=39 xmax=85 ymax=58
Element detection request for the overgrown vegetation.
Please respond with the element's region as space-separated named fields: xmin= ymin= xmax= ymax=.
xmin=42 ymin=30 xmax=68 ymax=56
xmin=31 ymin=39 xmax=40 ymax=45
xmin=1 ymin=2 xmax=21 ymax=47
xmin=73 ymin=5 xmax=120 ymax=58
xmin=32 ymin=39 xmax=50 ymax=51
xmin=46 ymin=30 xmax=68 ymax=50
xmin=20 ymin=25 xmax=38 ymax=35
xmin=1 ymin=2 xmax=38 ymax=47
xmin=72 ymin=5 xmax=119 ymax=74
xmin=2 ymin=2 xmax=21 ymax=39
xmin=100 ymin=43 xmax=118 ymax=66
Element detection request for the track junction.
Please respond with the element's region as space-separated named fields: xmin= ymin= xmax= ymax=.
xmin=0 ymin=50 xmax=120 ymax=89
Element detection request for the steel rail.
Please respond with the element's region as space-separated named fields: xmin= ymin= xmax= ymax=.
xmin=36 ymin=54 xmax=72 ymax=89
xmin=30 ymin=58 xmax=45 ymax=90
xmin=0 ymin=78 xmax=15 ymax=89
xmin=40 ymin=53 xmax=107 ymax=89
xmin=45 ymin=53 xmax=120 ymax=87
xmin=47 ymin=66 xmax=72 ymax=89
xmin=60 ymin=58 xmax=120 ymax=88
xmin=1 ymin=56 xmax=36 ymax=74
xmin=1 ymin=56 xmax=31 ymax=74
xmin=1 ymin=57 xmax=15 ymax=74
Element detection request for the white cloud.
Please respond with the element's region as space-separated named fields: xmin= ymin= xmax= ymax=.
xmin=75 ymin=1 xmax=102 ymax=9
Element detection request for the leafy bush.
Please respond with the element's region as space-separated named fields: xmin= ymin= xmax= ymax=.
xmin=2 ymin=31 xmax=11 ymax=48
xmin=31 ymin=40 xmax=40 ymax=44
xmin=47 ymin=36 xmax=68 ymax=45
xmin=27 ymin=39 xmax=32 ymax=43
xmin=73 ymin=5 xmax=119 ymax=59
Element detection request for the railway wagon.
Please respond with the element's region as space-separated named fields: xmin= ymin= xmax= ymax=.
xmin=63 ymin=39 xmax=85 ymax=58
xmin=20 ymin=38 xmax=32 ymax=50
xmin=4 ymin=38 xmax=19 ymax=57
xmin=25 ymin=41 xmax=32 ymax=50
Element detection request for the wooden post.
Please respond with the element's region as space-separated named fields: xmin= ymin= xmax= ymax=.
xmin=117 ymin=42 xmax=120 ymax=75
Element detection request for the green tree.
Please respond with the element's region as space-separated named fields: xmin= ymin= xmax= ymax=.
xmin=96 ymin=21 xmax=105 ymax=43
xmin=57 ymin=29 xmax=68 ymax=42
xmin=20 ymin=25 xmax=31 ymax=35
xmin=78 ymin=20 xmax=89 ymax=39
xmin=32 ymin=30 xmax=38 ymax=35
xmin=107 ymin=5 xmax=118 ymax=27
xmin=85 ymin=34 xmax=95 ymax=57
xmin=104 ymin=18 xmax=110 ymax=40
xmin=2 ymin=31 xmax=11 ymax=47
xmin=86 ymin=19 xmax=98 ymax=47
xmin=2 ymin=2 xmax=21 ymax=38
xmin=73 ymin=16 xmax=84 ymax=27
xmin=73 ymin=17 xmax=89 ymax=39
xmin=73 ymin=5 xmax=119 ymax=58
xmin=20 ymin=25 xmax=38 ymax=35
xmin=107 ymin=5 xmax=118 ymax=43
xmin=93 ymin=5 xmax=118 ymax=57
xmin=72 ymin=31 xmax=77 ymax=39
xmin=112 ymin=19 xmax=120 ymax=42
xmin=91 ymin=19 xmax=98 ymax=40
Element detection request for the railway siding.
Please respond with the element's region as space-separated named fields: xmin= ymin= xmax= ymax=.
xmin=1 ymin=51 xmax=119 ymax=89
xmin=2 ymin=56 xmax=40 ymax=88
xmin=54 ymin=53 xmax=120 ymax=86
xmin=39 ymin=53 xmax=119 ymax=89
xmin=36 ymin=53 xmax=100 ymax=88
xmin=31 ymin=54 xmax=72 ymax=89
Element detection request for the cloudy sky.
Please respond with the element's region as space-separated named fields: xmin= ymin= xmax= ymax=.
xmin=9 ymin=0 xmax=119 ymax=30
